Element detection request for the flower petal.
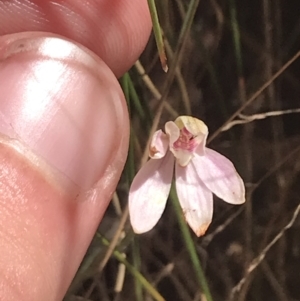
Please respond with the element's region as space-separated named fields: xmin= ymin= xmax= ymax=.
xmin=173 ymin=150 xmax=195 ymax=167
xmin=129 ymin=153 xmax=174 ymax=234
xmin=165 ymin=121 xmax=180 ymax=146
xmin=175 ymin=162 xmax=213 ymax=237
xmin=194 ymin=148 xmax=245 ymax=204
xmin=149 ymin=130 xmax=169 ymax=159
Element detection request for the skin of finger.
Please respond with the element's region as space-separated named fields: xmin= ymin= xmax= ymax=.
xmin=0 ymin=37 xmax=130 ymax=300
xmin=0 ymin=0 xmax=152 ymax=77
xmin=0 ymin=140 xmax=128 ymax=301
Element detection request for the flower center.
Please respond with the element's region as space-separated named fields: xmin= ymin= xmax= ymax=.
xmin=173 ymin=127 xmax=198 ymax=152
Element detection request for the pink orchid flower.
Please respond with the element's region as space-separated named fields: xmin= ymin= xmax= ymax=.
xmin=129 ymin=116 xmax=245 ymax=237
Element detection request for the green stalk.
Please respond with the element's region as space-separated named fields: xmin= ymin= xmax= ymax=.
xmin=132 ymin=238 xmax=143 ymax=301
xmin=170 ymin=187 xmax=214 ymax=301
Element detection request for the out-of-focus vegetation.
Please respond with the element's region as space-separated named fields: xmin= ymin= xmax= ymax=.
xmin=65 ymin=1 xmax=300 ymax=300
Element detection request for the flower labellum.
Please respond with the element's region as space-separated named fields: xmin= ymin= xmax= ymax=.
xmin=129 ymin=116 xmax=245 ymax=237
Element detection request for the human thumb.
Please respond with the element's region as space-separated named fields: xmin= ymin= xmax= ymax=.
xmin=0 ymin=33 xmax=129 ymax=301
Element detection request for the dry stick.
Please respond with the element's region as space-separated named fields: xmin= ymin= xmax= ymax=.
xmin=207 ymin=50 xmax=300 ymax=144
xmin=114 ymin=236 xmax=126 ymax=295
xmin=98 ymin=207 xmax=129 ymax=272
xmin=83 ymin=206 xmax=129 ymax=300
xmin=222 ymin=108 xmax=300 ymax=131
xmin=135 ymin=60 xmax=161 ymax=100
xmin=230 ymin=204 xmax=300 ymax=299
xmin=84 ymin=193 xmax=125 ymax=299
xmin=134 ymin=60 xmax=178 ymax=118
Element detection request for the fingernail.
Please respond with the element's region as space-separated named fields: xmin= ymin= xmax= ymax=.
xmin=0 ymin=33 xmax=128 ymax=189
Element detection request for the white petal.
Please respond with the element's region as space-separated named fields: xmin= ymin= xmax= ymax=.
xmin=129 ymin=153 xmax=174 ymax=234
xmin=175 ymin=162 xmax=213 ymax=236
xmin=165 ymin=121 xmax=180 ymax=146
xmin=149 ymin=130 xmax=169 ymax=159
xmin=173 ymin=150 xmax=195 ymax=167
xmin=194 ymin=148 xmax=245 ymax=204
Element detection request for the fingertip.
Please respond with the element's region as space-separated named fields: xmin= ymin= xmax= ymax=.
xmin=0 ymin=33 xmax=129 ymax=300
xmin=0 ymin=32 xmax=129 ymax=189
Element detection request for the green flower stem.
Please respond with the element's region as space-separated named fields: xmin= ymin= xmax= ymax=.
xmin=131 ymin=238 xmax=143 ymax=301
xmin=170 ymin=187 xmax=214 ymax=301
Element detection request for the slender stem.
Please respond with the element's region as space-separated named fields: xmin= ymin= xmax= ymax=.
xmin=170 ymin=187 xmax=214 ymax=301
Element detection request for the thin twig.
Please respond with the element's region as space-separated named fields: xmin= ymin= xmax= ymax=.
xmin=83 ymin=207 xmax=129 ymax=299
xmin=134 ymin=60 xmax=179 ymax=118
xmin=221 ymin=108 xmax=300 ymax=131
xmin=201 ymin=207 xmax=244 ymax=248
xmin=208 ymin=50 xmax=300 ymax=143
xmin=230 ymin=204 xmax=300 ymax=299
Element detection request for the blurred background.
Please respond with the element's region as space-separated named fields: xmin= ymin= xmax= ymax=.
xmin=65 ymin=1 xmax=300 ymax=300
